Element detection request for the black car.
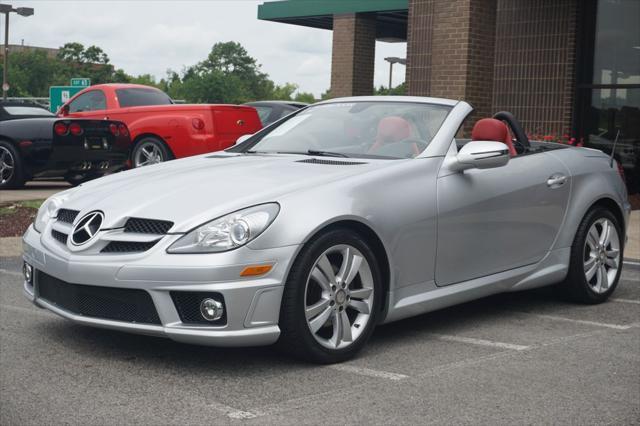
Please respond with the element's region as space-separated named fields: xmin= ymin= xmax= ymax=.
xmin=244 ymin=101 xmax=308 ymax=126
xmin=0 ymin=101 xmax=54 ymax=121
xmin=0 ymin=118 xmax=132 ymax=189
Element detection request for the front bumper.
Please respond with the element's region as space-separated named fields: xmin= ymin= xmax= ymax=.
xmin=22 ymin=225 xmax=300 ymax=347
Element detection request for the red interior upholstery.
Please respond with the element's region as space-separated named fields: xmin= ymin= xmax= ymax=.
xmin=471 ymin=118 xmax=517 ymax=156
xmin=370 ymin=116 xmax=417 ymax=155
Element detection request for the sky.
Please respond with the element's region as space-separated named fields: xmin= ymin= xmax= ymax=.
xmin=8 ymin=0 xmax=407 ymax=97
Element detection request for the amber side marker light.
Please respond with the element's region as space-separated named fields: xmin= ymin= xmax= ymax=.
xmin=240 ymin=265 xmax=273 ymax=277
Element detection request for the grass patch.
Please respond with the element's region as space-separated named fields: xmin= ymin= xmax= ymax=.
xmin=0 ymin=199 xmax=44 ymax=216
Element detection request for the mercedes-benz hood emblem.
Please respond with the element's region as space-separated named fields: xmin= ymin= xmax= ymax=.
xmin=70 ymin=211 xmax=104 ymax=246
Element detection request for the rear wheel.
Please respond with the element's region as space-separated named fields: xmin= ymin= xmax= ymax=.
xmin=0 ymin=141 xmax=25 ymax=189
xmin=561 ymin=207 xmax=623 ymax=303
xmin=278 ymin=229 xmax=382 ymax=364
xmin=132 ymin=137 xmax=172 ymax=167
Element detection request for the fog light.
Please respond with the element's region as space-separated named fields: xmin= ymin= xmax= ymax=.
xmin=23 ymin=262 xmax=33 ymax=284
xmin=200 ymin=298 xmax=224 ymax=321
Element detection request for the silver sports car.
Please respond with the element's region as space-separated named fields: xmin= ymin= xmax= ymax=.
xmin=22 ymin=96 xmax=631 ymax=363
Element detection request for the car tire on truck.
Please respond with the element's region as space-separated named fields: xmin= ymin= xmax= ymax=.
xmin=0 ymin=140 xmax=25 ymax=189
xmin=132 ymin=136 xmax=173 ymax=168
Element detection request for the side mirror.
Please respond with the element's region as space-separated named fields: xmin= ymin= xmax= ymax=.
xmin=58 ymin=104 xmax=69 ymax=117
xmin=453 ymin=141 xmax=510 ymax=171
xmin=235 ymin=134 xmax=253 ymax=145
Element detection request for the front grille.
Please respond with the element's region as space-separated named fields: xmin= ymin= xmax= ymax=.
xmin=56 ymin=209 xmax=80 ymax=224
xmin=101 ymin=241 xmax=158 ymax=253
xmin=36 ymin=271 xmax=161 ymax=324
xmin=296 ymin=158 xmax=366 ymax=166
xmin=51 ymin=229 xmax=68 ymax=244
xmin=170 ymin=291 xmax=227 ymax=325
xmin=124 ymin=218 xmax=173 ymax=235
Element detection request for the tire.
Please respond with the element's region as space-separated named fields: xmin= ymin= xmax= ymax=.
xmin=278 ymin=228 xmax=383 ymax=364
xmin=132 ymin=137 xmax=172 ymax=168
xmin=561 ymin=207 xmax=624 ymax=304
xmin=0 ymin=141 xmax=25 ymax=189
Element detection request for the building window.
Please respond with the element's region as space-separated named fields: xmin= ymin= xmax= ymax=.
xmin=576 ymin=0 xmax=640 ymax=200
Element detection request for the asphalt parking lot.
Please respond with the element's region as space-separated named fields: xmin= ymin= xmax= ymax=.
xmin=0 ymin=255 xmax=638 ymax=425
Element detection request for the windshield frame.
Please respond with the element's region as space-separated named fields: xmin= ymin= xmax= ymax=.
xmin=228 ymin=100 xmax=453 ymax=160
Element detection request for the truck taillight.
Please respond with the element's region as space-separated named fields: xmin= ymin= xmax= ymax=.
xmin=69 ymin=122 xmax=83 ymax=136
xmin=54 ymin=122 xmax=68 ymax=136
xmin=109 ymin=123 xmax=120 ymax=137
xmin=118 ymin=124 xmax=129 ymax=137
xmin=192 ymin=118 xmax=205 ymax=130
xmin=616 ymin=161 xmax=626 ymax=182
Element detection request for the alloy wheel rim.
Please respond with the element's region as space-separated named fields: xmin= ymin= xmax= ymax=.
xmin=0 ymin=146 xmax=15 ymax=184
xmin=304 ymin=244 xmax=375 ymax=350
xmin=583 ymin=218 xmax=620 ymax=294
xmin=134 ymin=143 xmax=163 ymax=167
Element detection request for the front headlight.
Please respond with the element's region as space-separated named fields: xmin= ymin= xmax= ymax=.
xmin=167 ymin=203 xmax=280 ymax=254
xmin=33 ymin=190 xmax=77 ymax=233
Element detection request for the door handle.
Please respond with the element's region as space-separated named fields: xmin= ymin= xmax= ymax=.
xmin=547 ymin=174 xmax=567 ymax=188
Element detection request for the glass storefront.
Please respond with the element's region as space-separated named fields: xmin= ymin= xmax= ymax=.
xmin=576 ymin=0 xmax=640 ymax=201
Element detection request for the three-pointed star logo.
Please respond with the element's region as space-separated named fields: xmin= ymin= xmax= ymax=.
xmin=70 ymin=211 xmax=104 ymax=246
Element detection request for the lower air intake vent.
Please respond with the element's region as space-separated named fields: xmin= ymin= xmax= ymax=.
xmin=37 ymin=271 xmax=161 ymax=324
xmin=296 ymin=158 xmax=366 ymax=166
xmin=124 ymin=218 xmax=173 ymax=234
xmin=101 ymin=241 xmax=158 ymax=253
xmin=51 ymin=229 xmax=68 ymax=244
xmin=56 ymin=209 xmax=79 ymax=224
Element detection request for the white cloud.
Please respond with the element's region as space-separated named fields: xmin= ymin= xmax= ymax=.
xmin=11 ymin=0 xmax=406 ymax=97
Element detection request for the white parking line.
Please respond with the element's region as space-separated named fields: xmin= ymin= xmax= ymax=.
xmin=623 ymin=260 xmax=640 ymax=266
xmin=429 ymin=333 xmax=530 ymax=351
xmin=610 ymin=298 xmax=640 ymax=305
xmin=519 ymin=312 xmax=633 ymax=330
xmin=329 ymin=364 xmax=408 ymax=381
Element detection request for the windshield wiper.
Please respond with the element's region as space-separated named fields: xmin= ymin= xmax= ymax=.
xmin=305 ymin=150 xmax=349 ymax=158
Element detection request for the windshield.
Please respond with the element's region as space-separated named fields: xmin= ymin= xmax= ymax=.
xmin=237 ymin=101 xmax=451 ymax=159
xmin=115 ymin=88 xmax=172 ymax=107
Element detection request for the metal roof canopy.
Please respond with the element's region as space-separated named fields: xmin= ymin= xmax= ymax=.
xmin=258 ymin=0 xmax=409 ymax=42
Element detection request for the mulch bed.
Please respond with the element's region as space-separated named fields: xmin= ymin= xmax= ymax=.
xmin=0 ymin=206 xmax=38 ymax=237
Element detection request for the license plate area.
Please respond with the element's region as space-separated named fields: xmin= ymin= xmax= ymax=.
xmin=84 ymin=137 xmax=108 ymax=150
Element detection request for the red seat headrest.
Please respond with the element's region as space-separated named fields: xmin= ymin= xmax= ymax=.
xmin=471 ymin=118 xmax=517 ymax=156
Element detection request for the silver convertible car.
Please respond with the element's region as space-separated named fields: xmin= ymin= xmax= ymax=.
xmin=22 ymin=96 xmax=631 ymax=363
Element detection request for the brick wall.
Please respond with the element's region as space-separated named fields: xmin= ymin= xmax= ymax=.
xmin=493 ymin=0 xmax=578 ymax=139
xmin=406 ymin=0 xmax=497 ymax=134
xmin=330 ymin=13 xmax=377 ymax=97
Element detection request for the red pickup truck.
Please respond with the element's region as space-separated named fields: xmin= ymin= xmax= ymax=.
xmin=58 ymin=84 xmax=262 ymax=167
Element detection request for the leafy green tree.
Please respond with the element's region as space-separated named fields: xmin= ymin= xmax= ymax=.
xmin=374 ymin=82 xmax=406 ymax=96
xmin=294 ymin=91 xmax=316 ymax=103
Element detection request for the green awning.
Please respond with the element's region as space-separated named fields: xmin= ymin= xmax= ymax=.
xmin=258 ymin=0 xmax=409 ymax=41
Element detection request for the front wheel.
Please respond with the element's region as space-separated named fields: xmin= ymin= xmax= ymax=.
xmin=278 ymin=229 xmax=382 ymax=363
xmin=132 ymin=137 xmax=172 ymax=168
xmin=561 ymin=207 xmax=623 ymax=303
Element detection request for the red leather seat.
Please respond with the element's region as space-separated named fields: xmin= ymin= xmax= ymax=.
xmin=471 ymin=118 xmax=517 ymax=156
xmin=369 ymin=116 xmax=417 ymax=155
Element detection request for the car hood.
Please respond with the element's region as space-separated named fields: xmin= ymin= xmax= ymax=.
xmin=62 ymin=153 xmax=390 ymax=232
